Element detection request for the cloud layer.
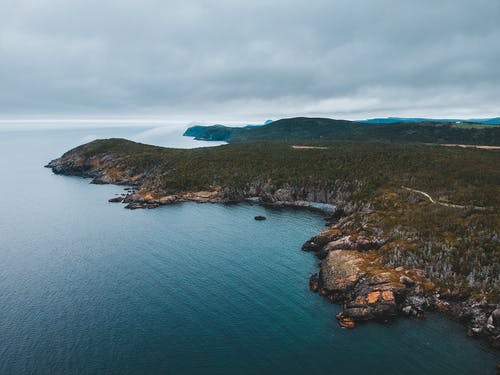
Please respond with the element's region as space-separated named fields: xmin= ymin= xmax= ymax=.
xmin=1 ymin=0 xmax=499 ymax=120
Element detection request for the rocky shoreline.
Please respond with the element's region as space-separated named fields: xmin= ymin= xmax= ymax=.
xmin=45 ymin=146 xmax=500 ymax=350
xmin=303 ymin=210 xmax=500 ymax=348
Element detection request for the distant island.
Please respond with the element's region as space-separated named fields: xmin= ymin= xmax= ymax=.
xmin=47 ymin=117 xmax=500 ymax=348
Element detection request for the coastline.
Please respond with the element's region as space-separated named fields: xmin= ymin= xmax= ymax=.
xmin=109 ymin=185 xmax=500 ymax=348
xmin=44 ymin=140 xmax=500 ymax=350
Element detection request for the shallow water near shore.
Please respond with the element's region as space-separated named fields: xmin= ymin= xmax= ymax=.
xmin=0 ymin=126 xmax=498 ymax=374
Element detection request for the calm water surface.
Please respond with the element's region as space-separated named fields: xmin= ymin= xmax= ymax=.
xmin=0 ymin=126 xmax=498 ymax=374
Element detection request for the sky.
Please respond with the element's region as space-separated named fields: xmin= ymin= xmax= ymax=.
xmin=1 ymin=0 xmax=500 ymax=123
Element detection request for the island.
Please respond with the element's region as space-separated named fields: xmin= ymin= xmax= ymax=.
xmin=46 ymin=117 xmax=500 ymax=348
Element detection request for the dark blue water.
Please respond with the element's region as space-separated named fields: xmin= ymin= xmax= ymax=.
xmin=0 ymin=127 xmax=498 ymax=374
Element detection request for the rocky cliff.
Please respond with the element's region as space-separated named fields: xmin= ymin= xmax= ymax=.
xmin=303 ymin=211 xmax=500 ymax=348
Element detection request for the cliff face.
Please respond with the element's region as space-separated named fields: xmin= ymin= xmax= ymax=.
xmin=46 ymin=141 xmax=145 ymax=185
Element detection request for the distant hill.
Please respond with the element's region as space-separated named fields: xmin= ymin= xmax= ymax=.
xmin=183 ymin=119 xmax=273 ymax=140
xmin=183 ymin=117 xmax=500 ymax=145
xmin=361 ymin=117 xmax=500 ymax=125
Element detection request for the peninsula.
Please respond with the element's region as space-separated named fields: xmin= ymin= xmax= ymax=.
xmin=46 ymin=118 xmax=500 ymax=348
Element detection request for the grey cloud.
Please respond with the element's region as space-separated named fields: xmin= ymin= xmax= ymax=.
xmin=1 ymin=0 xmax=499 ymax=120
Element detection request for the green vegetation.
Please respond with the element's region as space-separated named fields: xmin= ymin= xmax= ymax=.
xmin=357 ymin=190 xmax=500 ymax=300
xmin=81 ymin=138 xmax=500 ymax=206
xmin=184 ymin=117 xmax=500 ymax=145
xmin=451 ymin=122 xmax=500 ymax=129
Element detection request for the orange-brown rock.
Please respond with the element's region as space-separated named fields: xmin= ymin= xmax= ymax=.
xmin=367 ymin=291 xmax=381 ymax=304
xmin=382 ymin=291 xmax=394 ymax=302
xmin=319 ymin=250 xmax=407 ymax=324
xmin=336 ymin=312 xmax=356 ymax=329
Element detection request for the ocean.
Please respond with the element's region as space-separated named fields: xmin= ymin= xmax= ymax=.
xmin=0 ymin=125 xmax=498 ymax=374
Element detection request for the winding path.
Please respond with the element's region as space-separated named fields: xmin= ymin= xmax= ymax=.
xmin=401 ymin=186 xmax=490 ymax=211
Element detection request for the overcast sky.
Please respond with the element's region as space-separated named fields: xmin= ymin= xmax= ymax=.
xmin=1 ymin=0 xmax=499 ymax=122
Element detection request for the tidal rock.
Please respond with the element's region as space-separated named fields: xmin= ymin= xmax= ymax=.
xmin=254 ymin=215 xmax=266 ymax=221
xmin=108 ymin=197 xmax=123 ymax=203
xmin=124 ymin=202 xmax=146 ymax=210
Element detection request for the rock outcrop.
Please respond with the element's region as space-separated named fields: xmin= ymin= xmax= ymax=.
xmin=304 ymin=210 xmax=500 ymax=348
xmin=316 ymin=249 xmax=416 ymax=326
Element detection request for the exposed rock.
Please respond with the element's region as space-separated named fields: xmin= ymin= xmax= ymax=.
xmin=124 ymin=202 xmax=146 ymax=210
xmin=336 ymin=312 xmax=356 ymax=328
xmin=159 ymin=195 xmax=177 ymax=204
xmin=323 ymin=236 xmax=353 ymax=251
xmin=319 ymin=250 xmax=366 ymax=300
xmin=108 ymin=197 xmax=123 ymax=203
xmin=485 ymin=308 xmax=500 ymax=348
xmin=324 ymin=208 xmax=345 ymax=225
xmin=402 ymin=305 xmax=413 ymax=316
xmin=491 ymin=308 xmax=500 ymax=326
xmin=318 ymin=250 xmax=407 ymax=325
xmin=399 ymin=275 xmax=416 ymax=287
xmin=309 ymin=274 xmax=319 ymax=292
xmin=302 ymin=228 xmax=343 ymax=252
xmin=323 ymin=235 xmax=384 ymax=252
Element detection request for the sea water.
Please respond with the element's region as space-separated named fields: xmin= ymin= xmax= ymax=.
xmin=0 ymin=125 xmax=498 ymax=374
